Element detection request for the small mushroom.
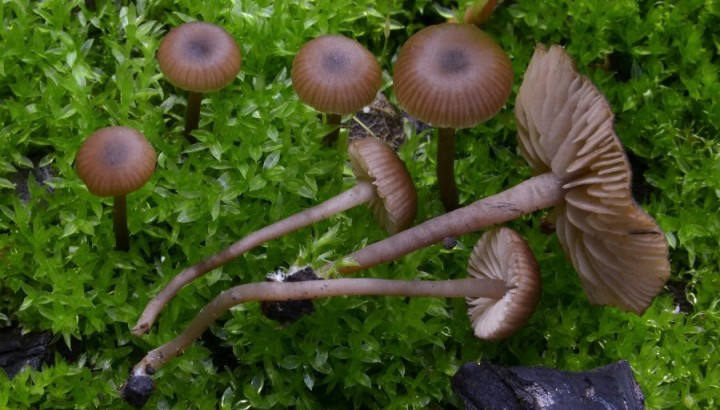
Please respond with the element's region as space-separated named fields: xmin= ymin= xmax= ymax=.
xmin=157 ymin=21 xmax=242 ymax=140
xmin=319 ymin=45 xmax=669 ymax=315
xmin=393 ymin=23 xmax=513 ymax=211
xmin=463 ymin=0 xmax=500 ymax=26
xmin=132 ymin=137 xmax=417 ymax=335
xmin=466 ymin=227 xmax=540 ymax=340
xmin=76 ymin=126 xmax=156 ymax=251
xmin=291 ymin=34 xmax=382 ymax=144
xmin=121 ymin=228 xmax=540 ymax=406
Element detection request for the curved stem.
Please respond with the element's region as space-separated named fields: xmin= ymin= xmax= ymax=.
xmin=132 ymin=276 xmax=507 ymax=374
xmin=322 ymin=172 xmax=565 ymax=275
xmin=132 ymin=181 xmax=376 ymax=335
xmin=437 ymin=127 xmax=459 ymax=211
xmin=184 ymin=91 xmax=203 ymax=142
xmin=113 ymin=195 xmax=129 ymax=252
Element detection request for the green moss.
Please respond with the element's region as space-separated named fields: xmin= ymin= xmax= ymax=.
xmin=1 ymin=0 xmax=719 ymax=408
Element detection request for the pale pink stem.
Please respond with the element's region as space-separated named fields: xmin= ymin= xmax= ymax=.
xmin=132 ymin=181 xmax=376 ymax=335
xmin=132 ymin=276 xmax=507 ymax=374
xmin=322 ymin=173 xmax=564 ymax=275
xmin=131 ymin=173 xmax=563 ymax=371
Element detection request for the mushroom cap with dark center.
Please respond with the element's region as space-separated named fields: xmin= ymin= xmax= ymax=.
xmin=393 ymin=23 xmax=513 ymax=129
xmin=157 ymin=21 xmax=242 ymax=93
xmin=291 ymin=34 xmax=382 ymax=115
xmin=348 ymin=137 xmax=417 ymax=234
xmin=514 ymin=45 xmax=670 ymax=314
xmin=466 ymin=227 xmax=541 ymax=340
xmin=76 ymin=126 xmax=157 ymax=197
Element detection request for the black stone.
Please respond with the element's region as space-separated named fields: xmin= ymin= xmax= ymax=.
xmin=452 ymin=360 xmax=645 ymax=410
xmin=120 ymin=373 xmax=156 ymax=408
xmin=0 ymin=327 xmax=53 ymax=379
xmin=442 ymin=236 xmax=458 ymax=249
xmin=260 ymin=267 xmax=322 ymax=324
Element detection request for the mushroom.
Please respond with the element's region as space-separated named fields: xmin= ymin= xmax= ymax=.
xmin=463 ymin=0 xmax=500 ymax=26
xmin=291 ymin=34 xmax=382 ymax=145
xmin=466 ymin=227 xmax=540 ymax=339
xmin=131 ymin=137 xmax=417 ymax=335
xmin=316 ymin=44 xmax=669 ymax=314
xmin=121 ymin=227 xmax=541 ymax=406
xmin=157 ymin=21 xmax=242 ymax=140
xmin=75 ymin=126 xmax=157 ymax=251
xmin=393 ymin=23 xmax=513 ymax=211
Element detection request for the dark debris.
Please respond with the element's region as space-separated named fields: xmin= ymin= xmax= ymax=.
xmin=349 ymin=92 xmax=407 ymax=151
xmin=260 ymin=267 xmax=322 ymax=324
xmin=120 ymin=373 xmax=155 ymax=408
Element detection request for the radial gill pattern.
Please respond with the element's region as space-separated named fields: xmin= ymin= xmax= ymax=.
xmin=76 ymin=126 xmax=156 ymax=197
xmin=348 ymin=138 xmax=417 ymax=234
xmin=466 ymin=227 xmax=541 ymax=340
xmin=292 ymin=35 xmax=381 ymax=115
xmin=514 ymin=45 xmax=670 ymax=314
xmin=157 ymin=22 xmax=242 ymax=93
xmin=393 ymin=23 xmax=513 ymax=129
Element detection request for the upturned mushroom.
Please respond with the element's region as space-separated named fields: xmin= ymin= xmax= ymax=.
xmin=76 ymin=126 xmax=156 ymax=251
xmin=132 ymin=137 xmax=417 ymax=335
xmin=121 ymin=227 xmax=541 ymax=406
xmin=466 ymin=227 xmax=540 ymax=339
xmin=393 ymin=23 xmax=513 ymax=211
xmin=291 ymin=34 xmax=382 ymax=144
xmin=317 ymin=44 xmax=669 ymax=314
xmin=157 ymin=21 xmax=242 ymax=140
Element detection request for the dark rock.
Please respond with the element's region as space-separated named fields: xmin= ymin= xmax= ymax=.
xmin=442 ymin=236 xmax=458 ymax=249
xmin=0 ymin=326 xmax=53 ymax=378
xmin=120 ymin=373 xmax=155 ymax=408
xmin=452 ymin=360 xmax=645 ymax=410
xmin=260 ymin=267 xmax=322 ymax=324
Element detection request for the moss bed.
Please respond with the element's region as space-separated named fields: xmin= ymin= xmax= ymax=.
xmin=1 ymin=0 xmax=719 ymax=408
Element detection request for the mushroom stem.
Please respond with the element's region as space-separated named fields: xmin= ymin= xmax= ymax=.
xmin=132 ymin=181 xmax=377 ymax=335
xmin=323 ymin=172 xmax=564 ymax=275
xmin=437 ymin=127 xmax=459 ymax=211
xmin=131 ymin=276 xmax=507 ymax=374
xmin=113 ymin=195 xmax=129 ymax=252
xmin=323 ymin=113 xmax=343 ymax=145
xmin=184 ymin=91 xmax=203 ymax=141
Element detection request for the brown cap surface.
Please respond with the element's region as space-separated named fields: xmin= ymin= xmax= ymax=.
xmin=76 ymin=126 xmax=157 ymax=197
xmin=291 ymin=35 xmax=382 ymax=115
xmin=157 ymin=22 xmax=242 ymax=93
xmin=348 ymin=138 xmax=417 ymax=234
xmin=393 ymin=23 xmax=513 ymax=129
xmin=514 ymin=45 xmax=670 ymax=314
xmin=466 ymin=227 xmax=541 ymax=340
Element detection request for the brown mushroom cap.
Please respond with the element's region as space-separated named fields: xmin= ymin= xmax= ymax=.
xmin=291 ymin=34 xmax=382 ymax=115
xmin=76 ymin=126 xmax=157 ymax=197
xmin=514 ymin=45 xmax=670 ymax=314
xmin=466 ymin=227 xmax=541 ymax=340
xmin=392 ymin=23 xmax=513 ymax=129
xmin=348 ymin=138 xmax=417 ymax=234
xmin=157 ymin=22 xmax=242 ymax=93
